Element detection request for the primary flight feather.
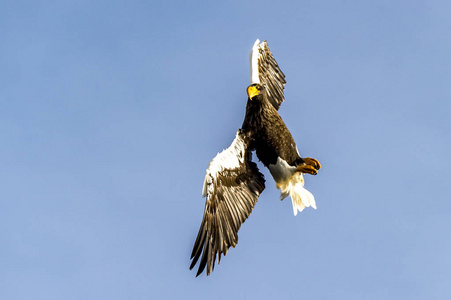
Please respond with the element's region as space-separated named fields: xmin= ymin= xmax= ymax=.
xmin=190 ymin=39 xmax=321 ymax=277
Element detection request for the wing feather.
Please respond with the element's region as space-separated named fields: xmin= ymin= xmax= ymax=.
xmin=249 ymin=39 xmax=287 ymax=110
xmin=190 ymin=130 xmax=265 ymax=276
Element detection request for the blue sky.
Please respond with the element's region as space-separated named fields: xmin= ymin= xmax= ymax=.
xmin=1 ymin=0 xmax=450 ymax=299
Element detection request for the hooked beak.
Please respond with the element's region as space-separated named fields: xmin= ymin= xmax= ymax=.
xmin=247 ymin=85 xmax=260 ymax=99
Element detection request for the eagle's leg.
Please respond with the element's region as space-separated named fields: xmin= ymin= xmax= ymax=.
xmin=296 ymin=157 xmax=321 ymax=175
xmin=303 ymin=157 xmax=321 ymax=170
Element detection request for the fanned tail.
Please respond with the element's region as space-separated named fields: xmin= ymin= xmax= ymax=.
xmin=278 ymin=172 xmax=316 ymax=216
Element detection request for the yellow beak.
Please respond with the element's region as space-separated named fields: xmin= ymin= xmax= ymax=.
xmin=247 ymin=85 xmax=260 ymax=99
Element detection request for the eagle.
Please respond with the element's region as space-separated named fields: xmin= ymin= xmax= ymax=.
xmin=190 ymin=39 xmax=321 ymax=276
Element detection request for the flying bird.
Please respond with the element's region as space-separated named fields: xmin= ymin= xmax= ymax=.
xmin=190 ymin=39 xmax=321 ymax=276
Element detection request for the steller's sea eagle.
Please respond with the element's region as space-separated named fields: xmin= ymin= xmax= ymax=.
xmin=190 ymin=39 xmax=321 ymax=277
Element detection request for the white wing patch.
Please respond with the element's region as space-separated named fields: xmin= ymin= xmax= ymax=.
xmin=249 ymin=39 xmax=261 ymax=84
xmin=202 ymin=131 xmax=247 ymax=197
xmin=192 ymin=130 xmax=265 ymax=276
xmin=248 ymin=39 xmax=286 ymax=110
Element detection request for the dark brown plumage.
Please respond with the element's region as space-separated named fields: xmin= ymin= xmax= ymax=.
xmin=242 ymin=84 xmax=303 ymax=167
xmin=189 ymin=130 xmax=265 ymax=276
xmin=190 ymin=40 xmax=321 ymax=277
xmin=256 ymin=42 xmax=287 ymax=110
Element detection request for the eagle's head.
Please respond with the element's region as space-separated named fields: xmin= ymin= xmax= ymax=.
xmin=247 ymin=83 xmax=264 ymax=100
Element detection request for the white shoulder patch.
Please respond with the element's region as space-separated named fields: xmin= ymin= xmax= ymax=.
xmin=202 ymin=131 xmax=247 ymax=197
xmin=249 ymin=39 xmax=261 ymax=84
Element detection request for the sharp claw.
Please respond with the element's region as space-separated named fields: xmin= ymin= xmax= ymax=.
xmin=303 ymin=157 xmax=321 ymax=170
xmin=296 ymin=165 xmax=317 ymax=175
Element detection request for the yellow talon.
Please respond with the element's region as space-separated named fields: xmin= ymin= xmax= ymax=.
xmin=296 ymin=164 xmax=318 ymax=175
xmin=303 ymin=157 xmax=321 ymax=170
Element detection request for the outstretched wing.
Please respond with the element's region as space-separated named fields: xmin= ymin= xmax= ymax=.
xmin=249 ymin=39 xmax=287 ymax=110
xmin=190 ymin=130 xmax=265 ymax=276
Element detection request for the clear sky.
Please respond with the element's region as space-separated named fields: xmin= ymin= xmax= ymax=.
xmin=1 ymin=0 xmax=450 ymax=299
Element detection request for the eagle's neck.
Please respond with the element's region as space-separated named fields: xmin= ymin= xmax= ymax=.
xmin=241 ymin=95 xmax=272 ymax=133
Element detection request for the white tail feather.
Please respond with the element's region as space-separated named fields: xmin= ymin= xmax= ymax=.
xmin=278 ymin=172 xmax=316 ymax=216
